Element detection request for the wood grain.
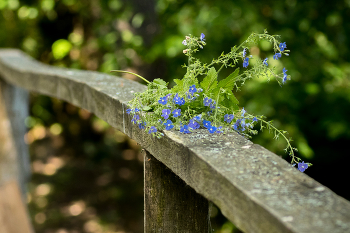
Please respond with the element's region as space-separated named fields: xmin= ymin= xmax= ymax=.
xmin=144 ymin=150 xmax=208 ymax=232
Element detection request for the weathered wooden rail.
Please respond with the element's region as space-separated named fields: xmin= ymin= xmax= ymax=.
xmin=0 ymin=49 xmax=349 ymax=233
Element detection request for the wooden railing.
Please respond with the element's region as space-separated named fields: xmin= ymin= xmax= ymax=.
xmin=0 ymin=49 xmax=350 ymax=233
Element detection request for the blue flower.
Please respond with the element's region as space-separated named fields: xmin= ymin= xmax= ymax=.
xmin=126 ymin=109 xmax=132 ymax=114
xmin=282 ymin=74 xmax=288 ymax=84
xmin=242 ymin=48 xmax=247 ymax=57
xmin=224 ymin=114 xmax=234 ymax=123
xmin=162 ymin=109 xmax=171 ymax=119
xmin=182 ymin=40 xmax=187 ymax=46
xmin=188 ymin=119 xmax=200 ymax=130
xmin=200 ymin=33 xmax=205 ymax=41
xmin=233 ymin=119 xmax=246 ymax=131
xmin=203 ymin=97 xmax=212 ymax=106
xmin=173 ymin=93 xmax=185 ymax=106
xmin=253 ymin=117 xmax=258 ymax=122
xmin=203 ymin=120 xmax=211 ymax=128
xmin=172 ymin=109 xmax=181 ymax=117
xmin=138 ymin=121 xmax=146 ymax=129
xmin=197 ymin=88 xmax=203 ymax=93
xmin=165 ymin=93 xmax=172 ymax=100
xmin=210 ymin=101 xmax=216 ymax=109
xmin=164 ymin=120 xmax=174 ymax=130
xmin=193 ymin=114 xmax=202 ymax=122
xmin=283 ymin=67 xmax=288 ymax=75
xmin=273 ymin=53 xmax=282 ymax=60
xmin=189 ymin=85 xmax=197 ymax=94
xmin=148 ymin=126 xmax=157 ymax=134
xmin=279 ymin=42 xmax=287 ymax=52
xmin=180 ymin=125 xmax=191 ymax=134
xmin=158 ymin=96 xmax=167 ymax=105
xmin=208 ymin=125 xmax=217 ymax=133
xmin=216 ymin=126 xmax=223 ymax=133
xmin=298 ymin=161 xmax=308 ymax=172
xmin=241 ymin=107 xmax=246 ymax=117
xmin=131 ymin=115 xmax=140 ymax=124
xmin=135 ymin=108 xmax=140 ymax=112
xmin=263 ymin=58 xmax=268 ymax=66
xmin=186 ymin=92 xmax=193 ymax=99
xmin=243 ymin=57 xmax=249 ymax=68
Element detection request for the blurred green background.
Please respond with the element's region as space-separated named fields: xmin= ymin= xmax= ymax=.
xmin=1 ymin=0 xmax=350 ymax=232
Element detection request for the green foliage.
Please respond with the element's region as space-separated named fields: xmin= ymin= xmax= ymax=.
xmin=200 ymin=67 xmax=218 ymax=92
xmin=126 ymin=31 xmax=305 ymax=166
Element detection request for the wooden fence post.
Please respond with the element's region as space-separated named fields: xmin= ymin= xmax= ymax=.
xmin=144 ymin=150 xmax=209 ymax=232
xmin=0 ymin=78 xmax=33 ymax=233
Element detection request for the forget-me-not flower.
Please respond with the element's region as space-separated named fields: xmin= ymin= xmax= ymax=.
xmin=172 ymin=109 xmax=181 ymax=117
xmin=161 ymin=109 xmax=171 ymax=119
xmin=188 ymin=119 xmax=200 ymax=130
xmin=208 ymin=125 xmax=217 ymax=133
xmin=216 ymin=126 xmax=223 ymax=133
xmin=180 ymin=125 xmax=191 ymax=134
xmin=193 ymin=114 xmax=202 ymax=122
xmin=273 ymin=53 xmax=282 ymax=60
xmin=131 ymin=115 xmax=140 ymax=124
xmin=173 ymin=93 xmax=185 ymax=106
xmin=203 ymin=120 xmax=211 ymax=128
xmin=224 ymin=114 xmax=234 ymax=123
xmin=164 ymin=120 xmax=174 ymax=130
xmin=241 ymin=107 xmax=246 ymax=116
xmin=243 ymin=57 xmax=249 ymax=68
xmin=210 ymin=101 xmax=216 ymax=109
xmin=148 ymin=126 xmax=157 ymax=134
xmin=189 ymin=85 xmax=197 ymax=94
xmin=203 ymin=97 xmax=212 ymax=106
xmin=200 ymin=33 xmax=205 ymax=41
xmin=158 ymin=96 xmax=167 ymax=105
xmin=263 ymin=58 xmax=268 ymax=66
xmin=298 ymin=161 xmax=308 ymax=172
xmin=279 ymin=42 xmax=287 ymax=52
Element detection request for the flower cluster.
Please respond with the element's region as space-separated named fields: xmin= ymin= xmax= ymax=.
xmin=120 ymin=31 xmax=311 ymax=172
xmin=127 ymin=84 xmax=258 ymax=136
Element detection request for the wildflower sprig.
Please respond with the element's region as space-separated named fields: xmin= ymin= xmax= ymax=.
xmin=114 ymin=30 xmax=311 ymax=172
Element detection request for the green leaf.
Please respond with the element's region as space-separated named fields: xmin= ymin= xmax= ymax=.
xmin=153 ymin=78 xmax=167 ymax=88
xmin=171 ymin=79 xmax=184 ymax=93
xmin=200 ymin=67 xmax=217 ymax=92
xmin=142 ymin=106 xmax=152 ymax=111
xmin=217 ymin=68 xmax=240 ymax=91
xmin=226 ymin=92 xmax=239 ymax=105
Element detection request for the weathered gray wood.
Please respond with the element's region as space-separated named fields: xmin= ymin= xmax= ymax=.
xmin=144 ymin=150 xmax=209 ymax=232
xmin=1 ymin=49 xmax=350 ymax=233
xmin=0 ymin=78 xmax=30 ymax=197
xmin=0 ymin=76 xmax=33 ymax=232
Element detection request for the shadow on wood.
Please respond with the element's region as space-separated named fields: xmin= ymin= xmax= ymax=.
xmin=144 ymin=150 xmax=209 ymax=232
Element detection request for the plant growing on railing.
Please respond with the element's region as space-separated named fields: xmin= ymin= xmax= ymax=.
xmin=112 ymin=30 xmax=311 ymax=172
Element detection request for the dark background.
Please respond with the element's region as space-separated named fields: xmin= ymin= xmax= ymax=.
xmin=1 ymin=0 xmax=349 ymax=232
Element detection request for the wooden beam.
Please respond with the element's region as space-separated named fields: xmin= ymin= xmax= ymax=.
xmin=144 ymin=150 xmax=208 ymax=232
xmin=0 ymin=78 xmax=30 ymax=197
xmin=0 ymin=180 xmax=34 ymax=233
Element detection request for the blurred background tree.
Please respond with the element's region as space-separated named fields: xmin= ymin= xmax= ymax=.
xmin=0 ymin=0 xmax=349 ymax=232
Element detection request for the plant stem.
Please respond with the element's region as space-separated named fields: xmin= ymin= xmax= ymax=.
xmin=255 ymin=116 xmax=298 ymax=164
xmin=111 ymin=70 xmax=150 ymax=84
